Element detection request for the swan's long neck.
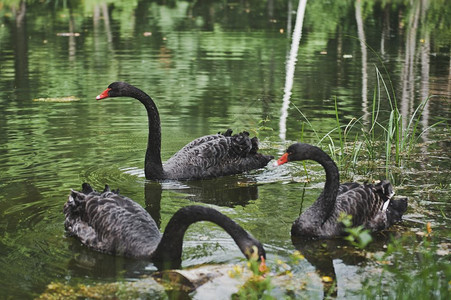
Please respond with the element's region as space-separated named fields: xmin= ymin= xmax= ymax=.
xmin=301 ymin=146 xmax=340 ymax=223
xmin=316 ymin=153 xmax=340 ymax=220
xmin=129 ymin=87 xmax=164 ymax=179
xmin=152 ymin=206 xmax=256 ymax=264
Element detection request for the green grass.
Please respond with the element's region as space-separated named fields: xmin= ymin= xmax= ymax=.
xmin=292 ymin=65 xmax=440 ymax=182
xmin=359 ymin=228 xmax=451 ymax=299
xmin=231 ymin=227 xmax=450 ymax=299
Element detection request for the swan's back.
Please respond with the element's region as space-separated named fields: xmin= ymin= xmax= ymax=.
xmin=337 ymin=180 xmax=406 ymax=230
xmin=164 ymin=130 xmax=273 ymax=180
xmin=64 ymin=183 xmax=161 ymax=258
xmin=330 ymin=180 xmax=393 ymax=228
xmin=295 ymin=180 xmax=407 ymax=237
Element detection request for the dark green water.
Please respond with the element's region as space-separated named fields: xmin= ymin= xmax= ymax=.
xmin=0 ymin=1 xmax=449 ymax=299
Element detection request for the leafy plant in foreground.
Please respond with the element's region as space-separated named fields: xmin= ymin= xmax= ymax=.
xmin=360 ymin=224 xmax=451 ymax=299
xmin=338 ymin=213 xmax=373 ymax=249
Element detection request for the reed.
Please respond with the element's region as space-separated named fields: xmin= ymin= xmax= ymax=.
xmin=293 ymin=66 xmax=436 ymax=180
xmin=359 ymin=226 xmax=451 ymax=299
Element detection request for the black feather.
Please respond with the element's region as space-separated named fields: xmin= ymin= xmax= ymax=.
xmin=278 ymin=143 xmax=408 ymax=238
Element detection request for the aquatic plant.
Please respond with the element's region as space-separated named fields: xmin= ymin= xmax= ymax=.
xmin=339 ymin=213 xmax=373 ymax=249
xmin=292 ymin=65 xmax=439 ymax=182
xmin=359 ymin=224 xmax=451 ymax=299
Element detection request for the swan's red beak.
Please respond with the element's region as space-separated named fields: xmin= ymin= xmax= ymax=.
xmin=96 ymin=88 xmax=111 ymax=100
xmin=258 ymin=256 xmax=268 ymax=273
xmin=275 ymin=152 xmax=289 ymax=166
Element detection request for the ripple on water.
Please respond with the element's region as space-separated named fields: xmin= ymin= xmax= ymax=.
xmin=80 ymin=165 xmax=145 ymax=191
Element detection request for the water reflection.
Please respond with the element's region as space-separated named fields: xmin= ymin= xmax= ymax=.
xmin=13 ymin=0 xmax=29 ymax=97
xmin=144 ymin=176 xmax=261 ymax=228
xmin=0 ymin=0 xmax=449 ymax=298
xmin=419 ymin=0 xmax=431 ymax=143
xmin=144 ymin=181 xmax=164 ymax=228
xmin=355 ymin=0 xmax=369 ymax=123
xmin=400 ymin=0 xmax=421 ymax=131
xmin=292 ymin=237 xmax=362 ymax=297
xmin=66 ymin=240 xmax=153 ymax=279
xmin=279 ymin=0 xmax=307 ymax=141
xmin=164 ymin=177 xmax=260 ymax=206
xmin=292 ymin=230 xmax=404 ymax=298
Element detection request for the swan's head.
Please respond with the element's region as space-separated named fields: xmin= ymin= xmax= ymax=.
xmin=243 ymin=242 xmax=267 ymax=274
xmin=274 ymin=143 xmax=325 ymax=166
xmin=242 ymin=238 xmax=266 ymax=262
xmin=96 ymin=82 xmax=134 ymax=100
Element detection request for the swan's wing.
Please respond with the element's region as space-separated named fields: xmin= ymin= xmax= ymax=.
xmin=64 ymin=187 xmax=161 ymax=257
xmin=337 ymin=182 xmax=362 ymax=194
xmin=164 ymin=131 xmax=272 ymax=180
xmin=335 ymin=186 xmax=384 ymax=224
xmin=315 ymin=182 xmax=361 ymax=204
xmin=164 ymin=134 xmax=232 ymax=177
xmin=168 ymin=129 xmax=246 ymax=161
xmin=330 ymin=180 xmax=397 ymax=229
xmin=168 ymin=133 xmax=226 ymax=162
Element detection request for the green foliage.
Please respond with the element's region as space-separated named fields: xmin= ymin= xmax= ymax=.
xmin=250 ymin=116 xmax=274 ymax=137
xmin=38 ymin=280 xmax=165 ymax=300
xmin=339 ymin=213 xmax=373 ymax=249
xmin=232 ymin=275 xmax=274 ymax=300
xmin=229 ymin=251 xmax=305 ymax=299
xmin=294 ymin=64 xmax=440 ymax=183
xmin=360 ymin=226 xmax=451 ymax=299
xmin=230 ymin=255 xmax=274 ymax=300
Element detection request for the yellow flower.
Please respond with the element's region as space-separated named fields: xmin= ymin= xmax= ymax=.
xmin=292 ymin=250 xmax=305 ymax=260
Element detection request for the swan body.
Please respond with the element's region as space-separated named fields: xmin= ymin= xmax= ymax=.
xmin=276 ymin=143 xmax=408 ymax=238
xmin=96 ymin=82 xmax=273 ymax=180
xmin=64 ymin=183 xmax=266 ymax=266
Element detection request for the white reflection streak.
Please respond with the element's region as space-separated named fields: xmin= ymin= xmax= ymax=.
xmin=279 ymin=0 xmax=308 ymax=141
xmin=355 ymin=0 xmax=368 ymax=123
xmin=420 ymin=0 xmax=430 ymax=143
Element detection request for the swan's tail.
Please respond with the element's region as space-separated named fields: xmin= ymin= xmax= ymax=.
xmin=221 ymin=129 xmax=253 ymax=157
xmin=372 ymin=180 xmax=395 ymax=201
xmin=81 ymin=182 xmax=94 ymax=194
xmin=386 ymin=197 xmax=408 ymax=224
xmin=230 ymin=131 xmax=253 ymax=157
xmin=218 ymin=129 xmax=273 ymax=171
xmin=363 ymin=180 xmax=408 ymax=231
xmin=64 ymin=186 xmax=89 ymax=235
xmin=220 ymin=129 xmax=233 ymax=136
xmin=64 ymin=183 xmax=120 ymax=234
xmin=221 ymin=129 xmax=266 ymax=158
xmin=374 ymin=180 xmax=408 ymax=226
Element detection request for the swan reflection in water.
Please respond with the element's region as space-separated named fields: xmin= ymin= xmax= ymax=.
xmin=291 ymin=230 xmax=404 ymax=298
xmin=144 ymin=176 xmax=261 ymax=228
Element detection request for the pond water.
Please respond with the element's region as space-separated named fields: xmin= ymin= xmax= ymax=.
xmin=0 ymin=1 xmax=449 ymax=299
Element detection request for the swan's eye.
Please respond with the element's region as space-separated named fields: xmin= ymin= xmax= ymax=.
xmin=246 ymin=245 xmax=260 ymax=261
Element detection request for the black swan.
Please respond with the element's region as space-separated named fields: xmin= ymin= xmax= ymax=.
xmin=275 ymin=143 xmax=408 ymax=238
xmin=64 ymin=183 xmax=266 ymax=268
xmin=96 ymin=82 xmax=273 ymax=180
